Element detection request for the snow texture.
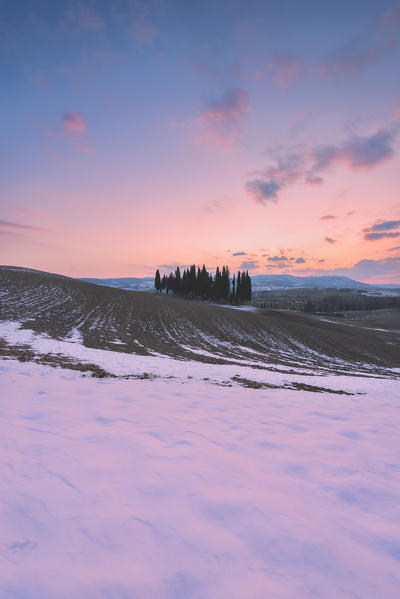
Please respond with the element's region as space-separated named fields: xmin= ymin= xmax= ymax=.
xmin=1 ymin=358 xmax=400 ymax=598
xmin=1 ymin=320 xmax=398 ymax=388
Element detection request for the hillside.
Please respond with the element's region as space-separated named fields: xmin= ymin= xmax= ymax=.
xmin=1 ymin=266 xmax=399 ymax=376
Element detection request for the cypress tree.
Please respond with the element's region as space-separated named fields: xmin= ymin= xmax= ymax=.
xmin=154 ymin=269 xmax=161 ymax=293
xmin=237 ymin=271 xmax=241 ymax=303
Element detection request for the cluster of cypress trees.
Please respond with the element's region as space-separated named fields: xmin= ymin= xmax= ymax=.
xmin=154 ymin=265 xmax=252 ymax=304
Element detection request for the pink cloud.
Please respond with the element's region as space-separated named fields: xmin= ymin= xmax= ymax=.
xmin=254 ymin=55 xmax=301 ymax=89
xmin=245 ymin=124 xmax=398 ymax=205
xmin=198 ymin=88 xmax=249 ymax=151
xmin=311 ymin=128 xmax=397 ymax=172
xmin=305 ymin=175 xmax=324 ymax=186
xmin=0 ymin=218 xmax=47 ymax=233
xmin=62 ymin=111 xmax=86 ymax=134
xmin=59 ymin=111 xmax=95 ymax=154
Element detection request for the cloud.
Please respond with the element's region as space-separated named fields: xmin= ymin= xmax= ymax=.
xmin=232 ymin=251 xmax=247 ymax=256
xmin=369 ymin=220 xmax=400 ymax=231
xmin=266 ymin=263 xmax=292 ymax=269
xmin=364 ymin=231 xmax=400 ymax=241
xmin=320 ymin=215 xmax=337 ymax=221
xmin=0 ymin=218 xmax=45 ymax=232
xmin=324 ymin=237 xmax=337 ymax=244
xmin=305 ymin=175 xmax=324 ymax=186
xmin=311 ymin=128 xmax=397 ymax=172
xmin=245 ymin=179 xmax=280 ymax=204
xmin=255 ymin=55 xmax=301 ymax=89
xmin=204 ymin=200 xmax=223 ymax=213
xmin=62 ymin=111 xmax=86 ymax=134
xmin=239 ymin=260 xmax=259 ymax=270
xmin=158 ymin=264 xmax=189 ymax=271
xmin=294 ymin=256 xmax=400 ymax=283
xmin=296 ymin=257 xmax=306 ymax=264
xmin=245 ymin=125 xmax=398 ymax=204
xmin=330 ymin=257 xmax=400 ymax=283
xmin=317 ymin=3 xmax=400 ymax=79
xmin=349 ymin=257 xmax=400 ymax=281
xmin=60 ymin=111 xmax=95 ymax=154
xmin=318 ymin=44 xmax=382 ymax=78
xmin=198 ymin=88 xmax=249 ymax=151
xmin=363 ymin=219 xmax=400 ymax=240
xmin=389 ymin=245 xmax=400 ymax=251
xmin=267 ymin=255 xmax=288 ymax=262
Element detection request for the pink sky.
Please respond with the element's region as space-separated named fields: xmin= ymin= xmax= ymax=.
xmin=1 ymin=1 xmax=399 ymax=283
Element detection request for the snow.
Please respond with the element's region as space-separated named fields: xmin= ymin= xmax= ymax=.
xmin=216 ymin=304 xmax=259 ymax=312
xmin=1 ymin=359 xmax=400 ymax=598
xmin=1 ymin=319 xmax=397 ymax=391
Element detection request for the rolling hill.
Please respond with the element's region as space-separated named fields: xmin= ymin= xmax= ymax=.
xmin=1 ymin=266 xmax=399 ymax=377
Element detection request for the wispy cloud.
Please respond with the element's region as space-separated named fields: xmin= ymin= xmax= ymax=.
xmin=324 ymin=237 xmax=337 ymax=244
xmin=245 ymin=124 xmax=398 ymax=204
xmin=266 ymin=263 xmax=293 ymax=269
xmin=320 ymin=215 xmax=337 ymax=221
xmin=364 ymin=231 xmax=400 ymax=241
xmin=62 ymin=111 xmax=86 ymax=134
xmin=203 ymin=200 xmax=223 ymax=213
xmin=368 ymin=220 xmax=400 ymax=231
xmin=60 ymin=111 xmax=95 ymax=154
xmin=245 ymin=179 xmax=280 ymax=204
xmin=296 ymin=256 xmax=400 ymax=283
xmin=363 ymin=219 xmax=400 ymax=240
xmin=232 ymin=251 xmax=247 ymax=256
xmin=198 ymin=88 xmax=249 ymax=151
xmin=311 ymin=128 xmax=397 ymax=172
xmin=317 ymin=3 xmax=400 ymax=78
xmin=240 ymin=260 xmax=259 ymax=269
xmin=254 ymin=55 xmax=301 ymax=89
xmin=267 ymin=255 xmax=288 ymax=262
xmin=0 ymin=218 xmax=49 ymax=244
xmin=296 ymin=257 xmax=306 ymax=264
xmin=0 ymin=218 xmax=46 ymax=232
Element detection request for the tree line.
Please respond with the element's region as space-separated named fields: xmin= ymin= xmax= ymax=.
xmin=303 ymin=293 xmax=400 ymax=313
xmin=154 ymin=265 xmax=252 ymax=304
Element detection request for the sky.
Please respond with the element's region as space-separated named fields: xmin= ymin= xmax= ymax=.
xmin=1 ymin=0 xmax=400 ymax=283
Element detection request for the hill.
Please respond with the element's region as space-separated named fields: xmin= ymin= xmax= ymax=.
xmin=1 ymin=266 xmax=399 ymax=376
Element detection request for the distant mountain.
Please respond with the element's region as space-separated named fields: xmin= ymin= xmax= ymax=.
xmin=80 ymin=277 xmax=154 ymax=291
xmin=250 ymin=274 xmax=372 ymax=290
xmin=80 ymin=274 xmax=389 ymax=291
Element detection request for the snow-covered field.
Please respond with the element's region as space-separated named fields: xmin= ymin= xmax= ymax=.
xmin=1 ymin=356 xmax=400 ymax=598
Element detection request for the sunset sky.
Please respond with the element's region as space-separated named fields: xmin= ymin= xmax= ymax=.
xmin=1 ymin=0 xmax=400 ymax=283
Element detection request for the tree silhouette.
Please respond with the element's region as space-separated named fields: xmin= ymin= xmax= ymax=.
xmin=154 ymin=264 xmax=251 ymax=304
